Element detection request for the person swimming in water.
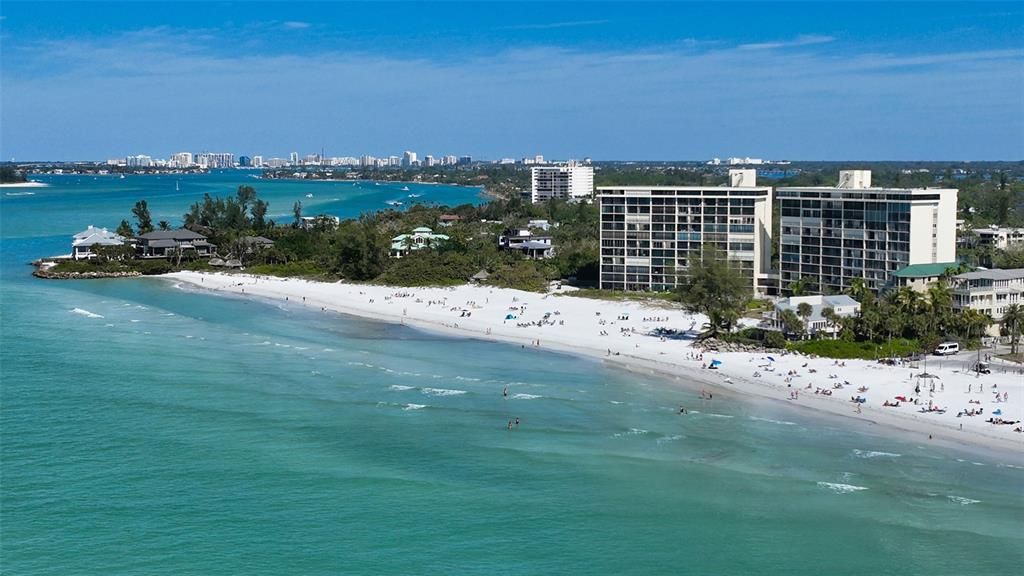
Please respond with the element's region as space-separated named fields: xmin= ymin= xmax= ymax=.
xmin=503 ymin=387 xmax=508 ymax=398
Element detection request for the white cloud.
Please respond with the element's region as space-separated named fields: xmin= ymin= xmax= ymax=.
xmin=282 ymin=21 xmax=311 ymax=30
xmin=1 ymin=28 xmax=1021 ymax=160
xmin=503 ymin=19 xmax=609 ymax=31
xmin=738 ymin=34 xmax=836 ymax=51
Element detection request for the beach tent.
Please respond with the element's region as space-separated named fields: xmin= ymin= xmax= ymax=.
xmin=505 ymin=314 xmax=517 ymax=320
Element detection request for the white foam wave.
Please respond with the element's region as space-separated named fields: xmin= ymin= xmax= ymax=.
xmin=389 ymin=385 xmax=415 ymax=391
xmin=751 ymin=416 xmax=797 ymax=426
xmin=817 ymin=482 xmax=869 ymax=494
xmin=852 ymin=449 xmax=901 ymax=459
xmin=4 ymin=191 xmax=36 ymax=196
xmin=511 ymin=393 xmax=542 ymax=400
xmin=71 ymin=308 xmax=104 ymax=319
xmin=948 ymin=496 xmax=981 ymax=506
xmin=454 ymin=376 xmax=481 ymax=382
xmin=703 ymin=413 xmax=734 ymax=419
xmin=613 ymin=428 xmax=650 ymax=438
xmin=403 ymin=403 xmax=427 ymax=411
xmin=421 ymin=388 xmax=467 ymax=397
xmin=104 ymin=323 xmax=114 ymax=327
xmin=656 ymin=434 xmax=683 ymax=444
xmin=130 ymin=319 xmax=140 ymax=323
xmin=609 ymin=400 xmax=624 ymax=405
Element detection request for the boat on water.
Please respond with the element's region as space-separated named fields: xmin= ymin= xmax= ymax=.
xmin=401 ymin=186 xmax=410 ymax=191
xmin=119 ymin=174 xmax=125 ymax=179
xmin=306 ymin=193 xmax=314 ymax=198
xmin=385 ymin=200 xmax=404 ymax=207
xmin=407 ymin=193 xmax=422 ymax=198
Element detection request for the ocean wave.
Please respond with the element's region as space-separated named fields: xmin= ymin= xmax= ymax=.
xmin=750 ymin=416 xmax=797 ymax=426
xmin=389 ymin=385 xmax=415 ymax=391
xmin=71 ymin=308 xmax=104 ymax=319
xmin=511 ymin=393 xmax=542 ymax=400
xmin=948 ymin=496 xmax=981 ymax=506
xmin=403 ymin=403 xmax=427 ymax=411
xmin=130 ymin=319 xmax=140 ymax=323
xmin=702 ymin=413 xmax=734 ymax=419
xmin=454 ymin=376 xmax=481 ymax=382
xmin=852 ymin=449 xmax=901 ymax=459
xmin=656 ymin=434 xmax=683 ymax=444
xmin=609 ymin=400 xmax=624 ymax=405
xmin=4 ymin=191 xmax=36 ymax=196
xmin=421 ymin=388 xmax=467 ymax=397
xmin=613 ymin=428 xmax=650 ymax=438
xmin=817 ymin=482 xmax=869 ymax=494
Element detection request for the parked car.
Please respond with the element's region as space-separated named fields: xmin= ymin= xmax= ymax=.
xmin=971 ymin=362 xmax=991 ymax=374
xmin=933 ymin=342 xmax=960 ymax=356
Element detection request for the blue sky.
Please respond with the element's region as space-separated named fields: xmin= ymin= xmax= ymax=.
xmin=1 ymin=2 xmax=1022 ymax=161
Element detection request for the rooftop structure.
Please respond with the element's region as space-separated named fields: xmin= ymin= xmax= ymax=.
xmin=974 ymin=226 xmax=1024 ymax=250
xmin=891 ymin=262 xmax=962 ymax=292
xmin=136 ymin=229 xmax=215 ymax=259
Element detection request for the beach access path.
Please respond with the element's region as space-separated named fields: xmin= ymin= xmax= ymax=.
xmin=164 ymin=271 xmax=1024 ymax=455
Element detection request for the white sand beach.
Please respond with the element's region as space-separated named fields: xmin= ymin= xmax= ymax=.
xmin=165 ymin=271 xmax=1024 ymax=454
xmin=0 ymin=181 xmax=49 ymax=188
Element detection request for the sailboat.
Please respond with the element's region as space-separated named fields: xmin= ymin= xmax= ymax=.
xmin=119 ymin=174 xmax=126 ymax=179
xmin=175 ymin=180 xmax=180 ymax=191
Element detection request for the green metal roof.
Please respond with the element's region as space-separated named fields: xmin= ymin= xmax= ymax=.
xmin=892 ymin=262 xmax=961 ymax=278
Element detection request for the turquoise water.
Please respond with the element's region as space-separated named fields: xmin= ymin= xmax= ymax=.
xmin=2 ymin=174 xmax=1022 ymax=574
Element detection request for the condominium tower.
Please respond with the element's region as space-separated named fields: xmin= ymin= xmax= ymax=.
xmin=598 ymin=169 xmax=773 ymax=295
xmin=777 ymin=170 xmax=957 ymax=294
xmin=529 ymin=162 xmax=594 ymax=203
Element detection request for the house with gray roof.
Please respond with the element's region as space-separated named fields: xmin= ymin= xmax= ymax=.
xmin=498 ymin=228 xmax=554 ymax=260
xmin=71 ymin=225 xmax=128 ymax=260
xmin=774 ymin=294 xmax=861 ymax=337
xmin=136 ymin=229 xmax=216 ymax=258
xmin=951 ymin=268 xmax=1024 ymax=336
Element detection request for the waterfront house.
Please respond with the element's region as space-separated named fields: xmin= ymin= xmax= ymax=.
xmin=774 ymin=294 xmax=861 ymax=338
xmin=71 ymin=225 xmax=128 ymax=260
xmin=891 ymin=262 xmax=962 ymax=293
xmin=136 ymin=229 xmax=216 ymax=258
xmin=498 ymin=228 xmax=554 ymax=260
xmin=951 ymin=268 xmax=1024 ymax=336
xmin=527 ymin=219 xmax=553 ymax=231
xmin=438 ymin=214 xmax=462 ymax=227
xmin=299 ymin=215 xmax=341 ymax=230
xmin=390 ymin=227 xmax=449 ymax=258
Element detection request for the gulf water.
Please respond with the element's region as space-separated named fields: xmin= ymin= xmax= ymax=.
xmin=2 ymin=173 xmax=1021 ymax=574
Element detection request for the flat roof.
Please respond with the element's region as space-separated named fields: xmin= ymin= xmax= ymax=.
xmin=892 ymin=262 xmax=961 ymax=278
xmin=956 ymin=268 xmax=1024 ymax=281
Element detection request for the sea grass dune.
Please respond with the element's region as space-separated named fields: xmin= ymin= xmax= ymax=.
xmin=166 ymin=271 xmax=1024 ymax=454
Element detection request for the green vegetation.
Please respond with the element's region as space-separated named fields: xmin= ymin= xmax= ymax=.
xmin=558 ymin=289 xmax=678 ymax=304
xmin=0 ymin=165 xmax=28 ymax=184
xmin=54 ymin=184 xmax=600 ymax=292
xmin=675 ymin=245 xmax=751 ymax=338
xmin=787 ymin=338 xmax=921 ymax=360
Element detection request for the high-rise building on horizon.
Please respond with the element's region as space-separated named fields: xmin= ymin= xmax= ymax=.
xmin=402 ymin=151 xmax=418 ymax=167
xmin=170 ymin=152 xmax=194 ymax=168
xmin=597 ymin=169 xmax=773 ymax=295
xmin=252 ymin=155 xmax=264 ymax=168
xmin=289 ymin=152 xmax=299 ymax=165
xmin=529 ymin=162 xmax=594 ymax=203
xmin=777 ymin=170 xmax=958 ymax=294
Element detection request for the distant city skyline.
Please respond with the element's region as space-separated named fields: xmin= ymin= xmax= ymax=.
xmin=2 ymin=2 xmax=1022 ymax=161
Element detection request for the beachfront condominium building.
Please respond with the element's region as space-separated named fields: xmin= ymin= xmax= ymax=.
xmin=530 ymin=162 xmax=594 ymax=203
xmin=777 ymin=170 xmax=957 ymax=295
xmin=973 ymin=226 xmax=1024 ymax=250
xmin=951 ymin=268 xmax=1024 ymax=336
xmin=598 ymin=169 xmax=773 ymax=296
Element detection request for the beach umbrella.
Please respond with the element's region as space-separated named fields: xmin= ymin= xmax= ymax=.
xmin=710 ymin=360 xmax=723 ymax=367
xmin=767 ymin=356 xmax=776 ymax=362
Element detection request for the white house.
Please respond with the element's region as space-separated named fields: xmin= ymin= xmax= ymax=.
xmin=390 ymin=227 xmax=449 ymax=258
xmin=774 ymin=294 xmax=861 ymax=337
xmin=952 ymin=268 xmax=1024 ymax=336
xmin=498 ymin=228 xmax=554 ymax=259
xmin=71 ymin=225 xmax=128 ymax=260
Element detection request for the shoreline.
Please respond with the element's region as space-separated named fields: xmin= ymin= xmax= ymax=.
xmin=161 ymin=271 xmax=1024 ymax=458
xmin=1 ymin=181 xmax=49 ymax=188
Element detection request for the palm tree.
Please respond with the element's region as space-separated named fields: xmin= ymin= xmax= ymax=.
xmin=821 ymin=306 xmax=838 ymax=339
xmin=797 ymin=302 xmax=813 ymax=338
xmin=779 ymin=309 xmax=804 ymax=338
xmin=1001 ymin=304 xmax=1024 ymax=355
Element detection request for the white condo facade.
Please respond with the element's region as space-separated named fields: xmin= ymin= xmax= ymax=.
xmin=951 ymin=269 xmax=1024 ymax=336
xmin=529 ymin=162 xmax=594 ymax=203
xmin=598 ymin=169 xmax=773 ymax=296
xmin=777 ymin=170 xmax=957 ymax=294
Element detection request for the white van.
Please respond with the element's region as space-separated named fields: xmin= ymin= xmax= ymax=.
xmin=933 ymin=342 xmax=960 ymax=356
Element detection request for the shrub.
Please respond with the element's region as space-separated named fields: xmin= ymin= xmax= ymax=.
xmin=787 ymin=338 xmax=921 ymax=360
